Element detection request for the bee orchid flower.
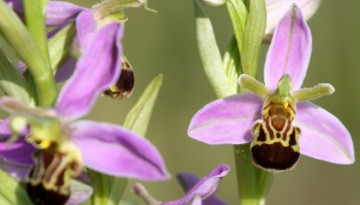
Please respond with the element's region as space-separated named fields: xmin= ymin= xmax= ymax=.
xmin=0 ymin=21 xmax=169 ymax=204
xmin=188 ymin=5 xmax=354 ymax=171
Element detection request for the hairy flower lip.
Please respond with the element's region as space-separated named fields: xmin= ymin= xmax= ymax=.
xmin=188 ymin=5 xmax=354 ymax=165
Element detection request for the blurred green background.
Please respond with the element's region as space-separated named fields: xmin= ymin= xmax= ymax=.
xmin=72 ymin=0 xmax=359 ymax=204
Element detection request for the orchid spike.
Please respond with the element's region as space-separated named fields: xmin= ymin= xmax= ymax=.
xmin=0 ymin=20 xmax=168 ymax=205
xmin=188 ymin=5 xmax=354 ymax=171
xmin=133 ymin=164 xmax=229 ymax=205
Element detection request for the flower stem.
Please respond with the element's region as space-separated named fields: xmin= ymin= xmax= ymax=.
xmin=0 ymin=1 xmax=57 ymax=107
xmin=234 ymin=144 xmax=260 ymax=205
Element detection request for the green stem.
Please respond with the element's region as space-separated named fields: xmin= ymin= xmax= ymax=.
xmin=0 ymin=0 xmax=57 ymax=107
xmin=230 ymin=0 xmax=272 ymax=204
xmin=234 ymin=144 xmax=261 ymax=205
xmin=23 ymin=0 xmax=50 ymax=63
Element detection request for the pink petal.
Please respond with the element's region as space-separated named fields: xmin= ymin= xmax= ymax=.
xmin=0 ymin=137 xmax=34 ymax=165
xmin=295 ymin=102 xmax=354 ymax=164
xmin=75 ymin=11 xmax=97 ymax=48
xmin=70 ymin=120 xmax=169 ymax=181
xmin=265 ymin=0 xmax=321 ymax=35
xmin=188 ymin=93 xmax=262 ymax=145
xmin=162 ymin=164 xmax=229 ymax=205
xmin=264 ymin=5 xmax=312 ymax=90
xmin=0 ymin=159 xmax=29 ymax=180
xmin=46 ymin=1 xmax=85 ymax=26
xmin=177 ymin=172 xmax=226 ymax=205
xmin=56 ymin=23 xmax=123 ymax=120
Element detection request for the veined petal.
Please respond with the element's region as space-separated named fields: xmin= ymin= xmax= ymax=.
xmin=75 ymin=11 xmax=97 ymax=48
xmin=264 ymin=5 xmax=312 ymax=90
xmin=0 ymin=137 xmax=34 ymax=165
xmin=177 ymin=172 xmax=226 ymax=205
xmin=188 ymin=93 xmax=262 ymax=144
xmin=295 ymin=102 xmax=354 ymax=164
xmin=162 ymin=164 xmax=229 ymax=205
xmin=70 ymin=120 xmax=169 ymax=181
xmin=46 ymin=1 xmax=85 ymax=26
xmin=56 ymin=23 xmax=123 ymax=120
xmin=265 ymin=0 xmax=321 ymax=35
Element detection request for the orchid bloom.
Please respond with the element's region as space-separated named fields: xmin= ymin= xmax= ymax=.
xmin=133 ymin=164 xmax=229 ymax=205
xmin=6 ymin=0 xmax=135 ymax=97
xmin=188 ymin=6 xmax=354 ymax=171
xmin=265 ymin=0 xmax=321 ymax=37
xmin=0 ymin=21 xmax=168 ymax=204
xmin=176 ymin=169 xmax=227 ymax=205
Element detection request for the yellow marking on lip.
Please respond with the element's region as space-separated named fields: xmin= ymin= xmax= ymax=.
xmin=38 ymin=140 xmax=51 ymax=149
xmin=283 ymin=102 xmax=289 ymax=108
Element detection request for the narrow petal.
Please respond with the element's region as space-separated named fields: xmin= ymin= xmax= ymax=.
xmin=46 ymin=1 xmax=84 ymax=26
xmin=75 ymin=11 xmax=97 ymax=48
xmin=177 ymin=172 xmax=226 ymax=205
xmin=0 ymin=97 xmax=55 ymax=117
xmin=0 ymin=137 xmax=34 ymax=165
xmin=162 ymin=164 xmax=230 ymax=205
xmin=264 ymin=5 xmax=312 ymax=90
xmin=188 ymin=93 xmax=262 ymax=145
xmin=70 ymin=120 xmax=169 ymax=181
xmin=294 ymin=102 xmax=354 ymax=164
xmin=265 ymin=0 xmax=321 ymax=35
xmin=56 ymin=23 xmax=123 ymax=120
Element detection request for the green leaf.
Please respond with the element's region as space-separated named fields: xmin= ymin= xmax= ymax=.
xmin=0 ymin=1 xmax=57 ymax=107
xmin=0 ymin=168 xmax=33 ymax=205
xmin=0 ymin=48 xmax=34 ymax=104
xmin=89 ymin=75 xmax=164 ymax=205
xmin=194 ymin=1 xmax=235 ymax=98
xmin=123 ymin=74 xmax=163 ymax=136
xmin=48 ymin=23 xmax=76 ymax=74
xmin=241 ymin=0 xmax=266 ymax=78
xmin=226 ymin=0 xmax=248 ymax=53
xmin=223 ymin=36 xmax=241 ymax=92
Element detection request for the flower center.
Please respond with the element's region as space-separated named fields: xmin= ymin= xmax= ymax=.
xmin=250 ymin=75 xmax=301 ymax=171
xmin=26 ymin=143 xmax=82 ymax=205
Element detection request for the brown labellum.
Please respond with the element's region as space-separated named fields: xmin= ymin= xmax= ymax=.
xmin=25 ymin=144 xmax=82 ymax=205
xmin=250 ymin=102 xmax=301 ymax=171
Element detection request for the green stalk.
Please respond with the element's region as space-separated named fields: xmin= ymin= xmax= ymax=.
xmin=23 ymin=0 xmax=49 ymax=62
xmin=0 ymin=0 xmax=57 ymax=107
xmin=234 ymin=144 xmax=262 ymax=205
xmin=228 ymin=0 xmax=273 ymax=204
